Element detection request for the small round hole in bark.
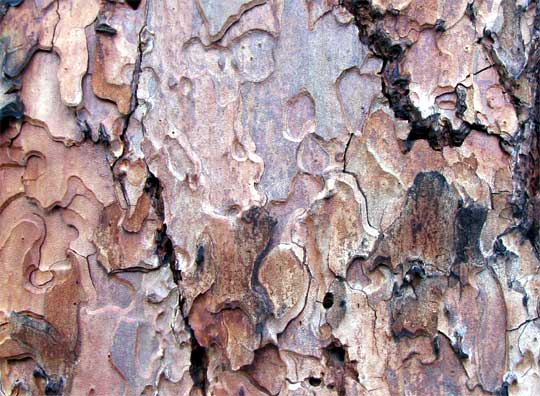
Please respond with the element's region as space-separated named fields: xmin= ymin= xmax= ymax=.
xmin=126 ymin=0 xmax=141 ymax=9
xmin=309 ymin=377 xmax=322 ymax=386
xmin=323 ymin=292 xmax=334 ymax=309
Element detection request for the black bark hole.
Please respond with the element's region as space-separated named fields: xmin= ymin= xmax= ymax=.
xmin=126 ymin=0 xmax=141 ymax=10
xmin=323 ymin=292 xmax=334 ymax=309
xmin=325 ymin=344 xmax=345 ymax=365
xmin=195 ymin=244 xmax=205 ymax=266
xmin=190 ymin=344 xmax=208 ymax=392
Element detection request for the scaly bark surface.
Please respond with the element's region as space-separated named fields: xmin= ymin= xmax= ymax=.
xmin=0 ymin=0 xmax=539 ymax=395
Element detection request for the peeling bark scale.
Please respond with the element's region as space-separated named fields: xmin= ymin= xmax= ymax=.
xmin=1 ymin=0 xmax=540 ymax=395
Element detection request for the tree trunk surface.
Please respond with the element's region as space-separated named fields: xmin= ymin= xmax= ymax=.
xmin=0 ymin=0 xmax=539 ymax=395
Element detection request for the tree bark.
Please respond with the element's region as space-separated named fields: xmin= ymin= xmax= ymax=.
xmin=0 ymin=0 xmax=539 ymax=395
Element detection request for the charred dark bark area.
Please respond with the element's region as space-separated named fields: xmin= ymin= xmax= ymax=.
xmin=343 ymin=0 xmax=483 ymax=150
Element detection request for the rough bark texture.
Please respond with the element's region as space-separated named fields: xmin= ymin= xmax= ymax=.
xmin=0 ymin=0 xmax=539 ymax=395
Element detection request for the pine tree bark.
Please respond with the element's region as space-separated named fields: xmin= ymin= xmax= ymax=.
xmin=0 ymin=0 xmax=539 ymax=395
